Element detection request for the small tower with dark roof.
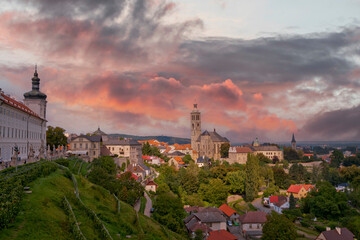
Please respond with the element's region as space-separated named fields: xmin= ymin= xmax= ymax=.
xmin=291 ymin=133 xmax=296 ymax=150
xmin=23 ymin=65 xmax=47 ymax=119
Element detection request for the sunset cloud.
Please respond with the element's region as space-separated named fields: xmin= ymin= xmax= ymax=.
xmin=0 ymin=0 xmax=359 ymax=142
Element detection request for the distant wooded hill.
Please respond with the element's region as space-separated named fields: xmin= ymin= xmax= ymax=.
xmin=108 ymin=134 xmax=191 ymax=145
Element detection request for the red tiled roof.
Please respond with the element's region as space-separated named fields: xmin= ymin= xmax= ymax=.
xmin=235 ymin=147 xmax=253 ymax=153
xmin=207 ymin=230 xmax=237 ymax=240
xmin=146 ymin=181 xmax=158 ymax=186
xmin=0 ymin=92 xmax=44 ymax=120
xmin=174 ymin=156 xmax=184 ymax=164
xmin=218 ymin=204 xmax=237 ymax=217
xmin=239 ymin=211 xmax=267 ymax=224
xmin=287 ymin=184 xmax=314 ymax=194
xmin=118 ymin=171 xmax=139 ymax=180
xmin=269 ymin=195 xmax=287 ymax=204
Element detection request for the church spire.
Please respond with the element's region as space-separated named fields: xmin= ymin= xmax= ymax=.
xmin=24 ymin=65 xmax=47 ymax=100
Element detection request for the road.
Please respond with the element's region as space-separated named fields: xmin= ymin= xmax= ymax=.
xmin=251 ymin=198 xmax=272 ymax=214
xmin=143 ymin=192 xmax=152 ymax=217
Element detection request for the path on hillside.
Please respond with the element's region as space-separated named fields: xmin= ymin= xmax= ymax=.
xmin=134 ymin=198 xmax=140 ymax=212
xmin=252 ymin=198 xmax=272 ymax=214
xmin=144 ymin=192 xmax=152 ymax=217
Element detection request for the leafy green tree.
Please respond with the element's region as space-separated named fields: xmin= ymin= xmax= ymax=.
xmin=182 ymin=154 xmax=193 ymax=164
xmin=272 ymin=166 xmax=290 ymax=189
xmin=289 ymin=163 xmax=308 ymax=182
xmin=226 ymin=170 xmax=245 ymax=194
xmin=257 ymin=153 xmax=272 ymax=164
xmin=245 ymin=154 xmax=260 ymax=201
xmin=330 ymin=149 xmax=344 ymax=168
xmin=46 ymin=126 xmax=67 ymax=150
xmin=289 ymin=193 xmax=296 ymax=209
xmin=220 ymin=142 xmax=230 ymax=158
xmin=152 ymin=191 xmax=186 ymax=234
xmin=199 ymin=179 xmax=228 ymax=206
xmin=263 ymin=183 xmax=279 ymax=197
xmin=302 ymin=181 xmax=348 ymax=220
xmin=262 ymin=212 xmax=297 ymax=240
xmin=194 ymin=229 xmax=203 ymax=240
xmin=92 ymin=156 xmax=117 ymax=175
xmin=283 ymin=147 xmax=300 ymax=162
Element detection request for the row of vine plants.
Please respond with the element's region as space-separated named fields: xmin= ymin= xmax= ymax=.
xmin=0 ymin=161 xmax=58 ymax=229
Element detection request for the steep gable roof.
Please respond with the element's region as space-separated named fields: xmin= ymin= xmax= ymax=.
xmin=287 ymin=184 xmax=314 ymax=194
xmin=239 ymin=211 xmax=267 ymax=224
xmin=207 ymin=230 xmax=237 ymax=240
xmin=320 ymin=227 xmax=354 ymax=240
xmin=218 ymin=204 xmax=238 ymax=217
xmin=195 ymin=211 xmax=226 ymax=223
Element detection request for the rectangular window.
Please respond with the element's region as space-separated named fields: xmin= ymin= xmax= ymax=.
xmin=85 ymin=143 xmax=88 ymax=149
xmin=74 ymin=143 xmax=77 ymax=148
xmin=80 ymin=143 xmax=82 ymax=148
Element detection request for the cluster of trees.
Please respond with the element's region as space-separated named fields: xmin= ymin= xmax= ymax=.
xmin=141 ymin=142 xmax=169 ymax=161
xmin=46 ymin=126 xmax=67 ymax=150
xmin=87 ymin=156 xmax=144 ymax=206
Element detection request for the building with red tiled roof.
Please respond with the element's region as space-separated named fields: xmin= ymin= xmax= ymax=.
xmin=228 ymin=146 xmax=253 ymax=164
xmin=239 ymin=211 xmax=267 ymax=238
xmin=0 ymin=68 xmax=48 ymax=163
xmin=168 ymin=156 xmax=185 ymax=170
xmin=287 ymin=184 xmax=314 ymax=199
xmin=218 ymin=204 xmax=240 ymax=223
xmin=207 ymin=230 xmax=237 ymax=240
xmin=145 ymin=180 xmax=158 ymax=193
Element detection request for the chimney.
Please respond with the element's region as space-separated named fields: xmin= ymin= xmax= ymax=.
xmin=335 ymin=227 xmax=341 ymax=235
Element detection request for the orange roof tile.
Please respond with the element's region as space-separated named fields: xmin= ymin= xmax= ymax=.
xmin=218 ymin=204 xmax=237 ymax=217
xmin=207 ymin=230 xmax=237 ymax=240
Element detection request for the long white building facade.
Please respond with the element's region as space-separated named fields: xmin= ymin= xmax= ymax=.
xmin=0 ymin=67 xmax=47 ymax=163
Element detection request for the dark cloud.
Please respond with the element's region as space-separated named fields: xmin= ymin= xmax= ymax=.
xmin=175 ymin=28 xmax=360 ymax=87
xmin=301 ymin=105 xmax=360 ymax=140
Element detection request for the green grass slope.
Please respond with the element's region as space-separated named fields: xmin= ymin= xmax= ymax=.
xmin=0 ymin=169 xmax=186 ymax=240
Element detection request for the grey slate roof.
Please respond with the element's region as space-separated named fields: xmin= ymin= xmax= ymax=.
xmin=194 ymin=211 xmax=226 ymax=223
xmin=252 ymin=146 xmax=281 ymax=151
xmin=196 ymin=130 xmax=229 ymax=142
xmin=196 ymin=156 xmax=210 ymax=163
xmin=72 ymin=135 xmax=102 ymax=142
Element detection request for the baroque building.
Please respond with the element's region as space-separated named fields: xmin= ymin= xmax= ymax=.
xmin=0 ymin=66 xmax=47 ymax=164
xmin=190 ymin=104 xmax=229 ymax=160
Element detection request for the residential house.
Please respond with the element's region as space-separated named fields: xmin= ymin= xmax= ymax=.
xmin=142 ymin=155 xmax=164 ymax=165
xmin=239 ymin=211 xmax=267 ymax=238
xmin=316 ymin=227 xmax=354 ymax=240
xmin=127 ymin=163 xmax=149 ymax=181
xmin=336 ymin=183 xmax=351 ymax=192
xmin=117 ymin=171 xmax=140 ymax=182
xmin=69 ymin=135 xmax=102 ymax=161
xmin=184 ymin=214 xmax=212 ymax=237
xmin=184 ymin=207 xmax=227 ymax=235
xmin=207 ymin=230 xmax=237 ymax=240
xmin=196 ymin=155 xmax=210 ymax=167
xmin=252 ymin=145 xmax=284 ymax=161
xmin=265 ymin=195 xmax=289 ymax=214
xmin=145 ymin=180 xmax=158 ymax=193
xmin=103 ymin=138 xmax=142 ymax=164
xmin=168 ymin=156 xmax=184 ymax=170
xmin=287 ymin=184 xmax=314 ymax=199
xmin=138 ymin=139 xmax=168 ymax=148
xmin=218 ymin=204 xmax=240 ymax=223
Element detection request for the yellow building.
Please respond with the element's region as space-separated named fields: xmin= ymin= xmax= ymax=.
xmin=69 ymin=135 xmax=102 ymax=161
xmin=287 ymin=184 xmax=314 ymax=199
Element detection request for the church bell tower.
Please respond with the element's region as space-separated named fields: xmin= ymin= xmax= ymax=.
xmin=23 ymin=65 xmax=47 ymax=119
xmin=191 ymin=103 xmax=201 ymax=151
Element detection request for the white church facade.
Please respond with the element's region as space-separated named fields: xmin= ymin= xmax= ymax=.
xmin=0 ymin=67 xmax=47 ymax=164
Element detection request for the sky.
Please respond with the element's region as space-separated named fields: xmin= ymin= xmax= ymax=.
xmin=0 ymin=0 xmax=359 ymax=142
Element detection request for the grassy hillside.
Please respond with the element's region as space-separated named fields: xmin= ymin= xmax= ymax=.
xmin=0 ymin=169 xmax=186 ymax=240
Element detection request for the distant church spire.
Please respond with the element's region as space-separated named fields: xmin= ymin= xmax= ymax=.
xmin=291 ymin=133 xmax=296 ymax=150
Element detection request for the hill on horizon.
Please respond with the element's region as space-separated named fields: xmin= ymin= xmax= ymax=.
xmin=108 ymin=133 xmax=191 ymax=145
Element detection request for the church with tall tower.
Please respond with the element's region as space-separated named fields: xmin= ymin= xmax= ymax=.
xmin=190 ymin=104 xmax=229 ymax=160
xmin=0 ymin=66 xmax=47 ymax=164
xmin=291 ymin=133 xmax=296 ymax=150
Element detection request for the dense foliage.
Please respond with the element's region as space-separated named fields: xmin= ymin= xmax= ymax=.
xmin=87 ymin=157 xmax=144 ymax=206
xmin=262 ymin=212 xmax=297 ymax=240
xmin=46 ymin=126 xmax=67 ymax=150
xmin=0 ymin=161 xmax=58 ymax=229
xmin=245 ymin=154 xmax=260 ymax=201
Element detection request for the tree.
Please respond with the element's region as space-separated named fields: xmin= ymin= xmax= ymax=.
xmin=262 ymin=212 xmax=297 ymax=240
xmin=199 ymin=179 xmax=229 ymax=206
xmin=330 ymin=149 xmax=344 ymax=168
xmin=283 ymin=147 xmax=300 ymax=162
xmin=182 ymin=154 xmax=193 ymax=164
xmin=220 ymin=142 xmax=230 ymax=158
xmin=272 ymin=166 xmax=290 ymax=189
xmin=152 ymin=191 xmax=186 ymax=234
xmin=46 ymin=126 xmax=67 ymax=150
xmin=289 ymin=163 xmax=308 ymax=182
xmin=245 ymin=154 xmax=260 ymax=201
xmin=289 ymin=193 xmax=296 ymax=209
xmin=226 ymin=170 xmax=245 ymax=194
